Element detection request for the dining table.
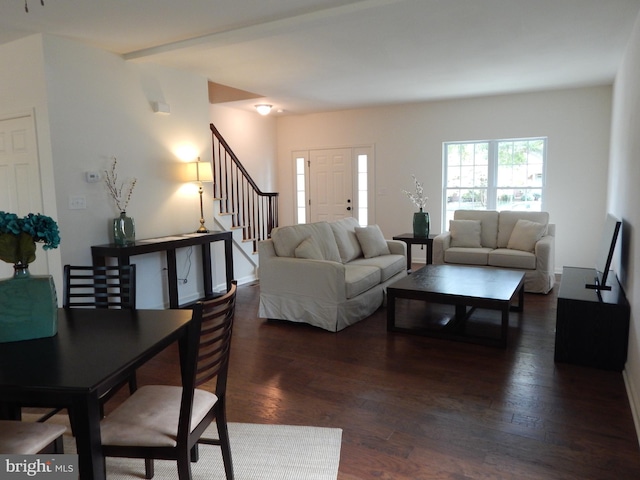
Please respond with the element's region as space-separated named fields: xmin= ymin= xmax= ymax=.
xmin=0 ymin=307 xmax=194 ymax=480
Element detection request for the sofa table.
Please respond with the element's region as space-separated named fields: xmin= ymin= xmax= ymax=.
xmin=554 ymin=266 xmax=630 ymax=371
xmin=392 ymin=233 xmax=437 ymax=272
xmin=91 ymin=231 xmax=233 ymax=308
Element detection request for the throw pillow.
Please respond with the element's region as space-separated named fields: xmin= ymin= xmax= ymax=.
xmin=507 ymin=219 xmax=546 ymax=252
xmin=355 ymin=225 xmax=391 ymax=258
xmin=294 ymin=236 xmax=324 ymax=260
xmin=449 ymin=219 xmax=482 ymax=248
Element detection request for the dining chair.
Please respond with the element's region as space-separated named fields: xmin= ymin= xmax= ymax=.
xmin=0 ymin=420 xmax=66 ymax=454
xmin=100 ymin=281 xmax=237 ymax=480
xmin=35 ymin=264 xmax=138 ymax=425
xmin=63 ymin=264 xmax=136 ymax=309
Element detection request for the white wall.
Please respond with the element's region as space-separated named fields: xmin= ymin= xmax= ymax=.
xmin=609 ymin=11 xmax=640 ymax=440
xmin=0 ymin=35 xmax=62 ymax=286
xmin=0 ymin=34 xmax=228 ymax=308
xmin=276 ymin=86 xmax=612 ymax=271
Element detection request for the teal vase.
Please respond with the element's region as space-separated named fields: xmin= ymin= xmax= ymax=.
xmin=0 ymin=264 xmax=58 ymax=343
xmin=413 ymin=209 xmax=430 ymax=238
xmin=113 ymin=211 xmax=135 ymax=245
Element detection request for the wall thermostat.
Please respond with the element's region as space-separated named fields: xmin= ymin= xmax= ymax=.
xmin=85 ymin=171 xmax=101 ymax=183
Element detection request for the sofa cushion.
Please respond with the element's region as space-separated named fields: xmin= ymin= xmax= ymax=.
xmin=294 ymin=236 xmax=323 ymax=260
xmin=444 ymin=247 xmax=493 ymax=265
xmin=507 ymin=219 xmax=546 ymax=252
xmin=449 ymin=219 xmax=482 ymax=248
xmin=344 ymin=264 xmax=381 ymax=299
xmin=497 ymin=211 xmax=549 ymax=248
xmin=453 ymin=210 xmax=499 ymax=248
xmin=355 ymin=225 xmax=391 ymax=258
xmin=489 ymin=248 xmax=537 ymax=270
xmin=271 ymin=222 xmax=341 ymax=262
xmin=349 ymin=254 xmax=406 ymax=282
xmin=330 ymin=217 xmax=363 ymax=263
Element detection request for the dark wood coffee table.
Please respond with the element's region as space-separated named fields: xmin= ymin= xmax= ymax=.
xmin=387 ymin=264 xmax=525 ymax=347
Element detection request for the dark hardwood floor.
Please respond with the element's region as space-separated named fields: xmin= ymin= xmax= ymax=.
xmin=114 ymin=273 xmax=640 ymax=479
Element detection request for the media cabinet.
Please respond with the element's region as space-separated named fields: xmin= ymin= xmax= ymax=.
xmin=554 ymin=266 xmax=630 ymax=371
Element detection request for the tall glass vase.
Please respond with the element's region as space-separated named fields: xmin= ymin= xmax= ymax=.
xmin=0 ymin=264 xmax=58 ymax=343
xmin=413 ymin=208 xmax=430 ymax=238
xmin=113 ymin=211 xmax=136 ymax=245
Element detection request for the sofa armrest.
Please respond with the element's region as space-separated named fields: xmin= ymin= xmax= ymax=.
xmin=259 ymin=240 xmax=347 ymax=302
xmin=432 ymin=232 xmax=451 ymax=264
xmin=386 ymin=239 xmax=407 ymax=257
xmin=534 ymin=234 xmax=555 ymax=274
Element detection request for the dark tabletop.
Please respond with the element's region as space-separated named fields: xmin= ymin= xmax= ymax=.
xmin=0 ymin=308 xmax=193 ymax=398
xmin=389 ymin=264 xmax=524 ymax=302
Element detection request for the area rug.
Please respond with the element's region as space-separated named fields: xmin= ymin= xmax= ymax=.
xmin=60 ymin=422 xmax=342 ymax=480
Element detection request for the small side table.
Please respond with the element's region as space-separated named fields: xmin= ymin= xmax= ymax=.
xmin=392 ymin=233 xmax=437 ymax=273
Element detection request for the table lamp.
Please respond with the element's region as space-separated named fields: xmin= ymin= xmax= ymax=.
xmin=187 ymin=158 xmax=214 ymax=233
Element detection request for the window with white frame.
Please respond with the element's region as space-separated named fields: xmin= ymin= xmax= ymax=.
xmin=357 ymin=153 xmax=368 ymax=226
xmin=443 ymin=137 xmax=546 ymax=228
xmin=295 ymin=155 xmax=307 ymax=224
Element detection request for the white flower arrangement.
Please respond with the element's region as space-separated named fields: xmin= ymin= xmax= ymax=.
xmin=402 ymin=174 xmax=428 ymax=211
xmin=104 ymin=157 xmax=137 ymax=213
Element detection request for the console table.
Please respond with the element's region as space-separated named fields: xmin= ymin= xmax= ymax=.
xmin=554 ymin=266 xmax=630 ymax=371
xmin=91 ymin=231 xmax=233 ymax=309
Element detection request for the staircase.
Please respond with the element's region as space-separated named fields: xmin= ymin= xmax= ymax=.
xmin=209 ymin=123 xmax=278 ymax=258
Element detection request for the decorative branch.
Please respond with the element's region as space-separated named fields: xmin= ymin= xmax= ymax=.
xmin=104 ymin=157 xmax=137 ymax=213
xmin=24 ymin=0 xmax=44 ymax=13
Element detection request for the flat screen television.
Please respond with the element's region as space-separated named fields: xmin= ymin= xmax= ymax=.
xmin=586 ymin=213 xmax=621 ymax=291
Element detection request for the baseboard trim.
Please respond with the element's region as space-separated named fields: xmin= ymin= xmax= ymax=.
xmin=623 ymin=368 xmax=640 ymax=448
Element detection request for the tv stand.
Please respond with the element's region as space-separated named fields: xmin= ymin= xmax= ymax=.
xmin=555 ymin=267 xmax=630 ymax=371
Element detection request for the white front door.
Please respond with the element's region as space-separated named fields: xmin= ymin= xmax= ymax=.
xmin=309 ymin=148 xmax=353 ymax=222
xmin=0 ymin=113 xmax=46 ymax=277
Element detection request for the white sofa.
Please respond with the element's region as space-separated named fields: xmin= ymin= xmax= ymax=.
xmin=258 ymin=218 xmax=407 ymax=331
xmin=433 ymin=210 xmax=555 ymax=294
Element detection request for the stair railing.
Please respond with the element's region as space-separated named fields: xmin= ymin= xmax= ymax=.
xmin=210 ymin=123 xmax=279 ymax=252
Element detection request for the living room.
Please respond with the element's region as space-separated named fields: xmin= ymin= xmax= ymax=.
xmin=1 ymin=1 xmax=640 ymax=475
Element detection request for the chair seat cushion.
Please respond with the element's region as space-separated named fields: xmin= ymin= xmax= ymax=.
xmin=344 ymin=264 xmax=381 ymax=299
xmin=349 ymin=254 xmax=406 ymax=282
xmin=444 ymin=247 xmax=493 ymax=265
xmin=100 ymin=385 xmax=218 ymax=447
xmin=488 ymin=248 xmax=537 ymax=270
xmin=0 ymin=420 xmax=66 ymax=454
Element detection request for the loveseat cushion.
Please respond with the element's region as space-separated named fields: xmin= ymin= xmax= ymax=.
xmin=453 ymin=210 xmax=499 ymax=248
xmin=349 ymin=254 xmax=406 ymax=282
xmin=497 ymin=211 xmax=549 ymax=248
xmin=294 ymin=236 xmax=323 ymax=260
xmin=271 ymin=222 xmax=341 ymax=262
xmin=355 ymin=225 xmax=391 ymax=258
xmin=344 ymin=264 xmax=381 ymax=299
xmin=444 ymin=247 xmax=493 ymax=265
xmin=330 ymin=217 xmax=363 ymax=263
xmin=507 ymin=219 xmax=547 ymax=252
xmin=488 ymin=248 xmax=537 ymax=270
xmin=449 ymin=219 xmax=482 ymax=247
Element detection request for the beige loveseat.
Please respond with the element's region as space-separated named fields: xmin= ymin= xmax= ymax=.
xmin=258 ymin=218 xmax=407 ymax=331
xmin=433 ymin=210 xmax=555 ymax=294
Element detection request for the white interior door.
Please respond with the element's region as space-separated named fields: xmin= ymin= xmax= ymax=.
xmin=309 ymin=148 xmax=353 ymax=222
xmin=0 ymin=113 xmax=46 ymax=277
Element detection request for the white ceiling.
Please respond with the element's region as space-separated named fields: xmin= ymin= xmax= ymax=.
xmin=2 ymin=0 xmax=640 ymax=114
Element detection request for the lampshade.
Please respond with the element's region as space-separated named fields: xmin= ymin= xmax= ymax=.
xmin=186 ymin=160 xmax=213 ymax=183
xmin=255 ymin=104 xmax=272 ymax=116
